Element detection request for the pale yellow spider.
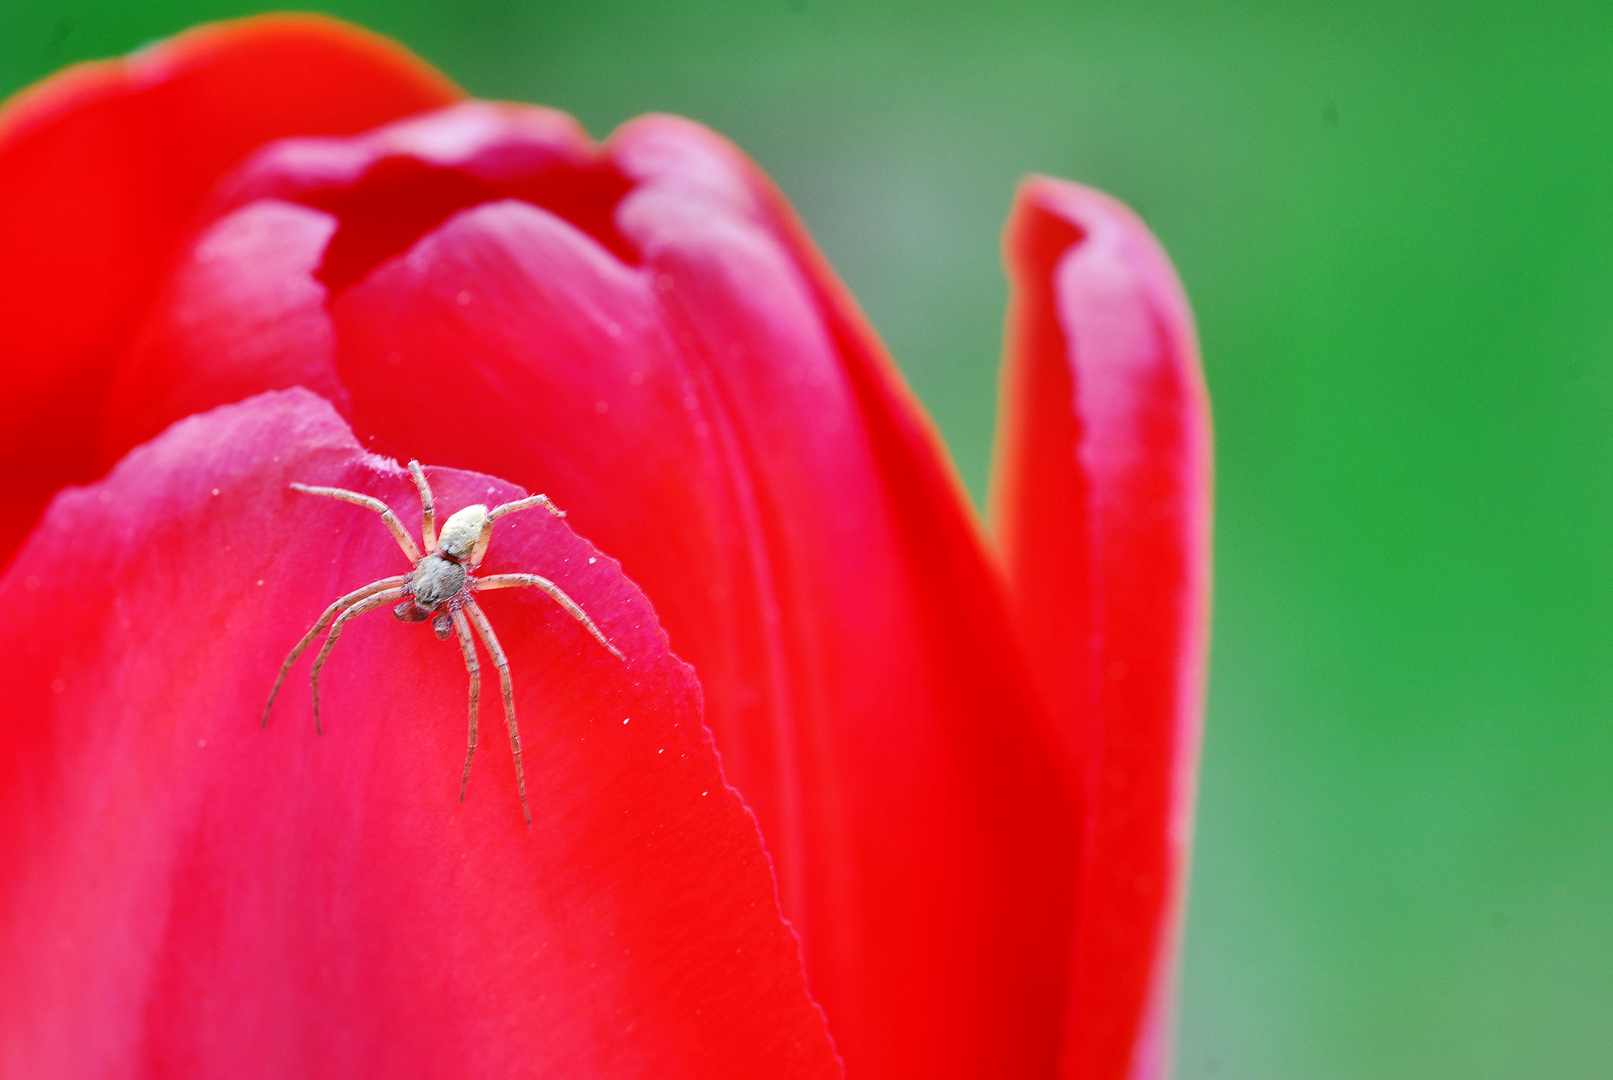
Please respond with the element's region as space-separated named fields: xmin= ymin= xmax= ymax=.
xmin=262 ymin=460 xmax=622 ymax=823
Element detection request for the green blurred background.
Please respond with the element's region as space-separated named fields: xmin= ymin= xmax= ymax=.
xmin=6 ymin=2 xmax=1611 ymax=1075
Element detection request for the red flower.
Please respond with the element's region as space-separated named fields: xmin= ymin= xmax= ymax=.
xmin=0 ymin=15 xmax=1210 ymax=1080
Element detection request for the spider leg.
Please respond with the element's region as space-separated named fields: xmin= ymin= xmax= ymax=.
xmin=408 ymin=460 xmax=437 ymax=553
xmin=469 ymin=494 xmax=564 ymax=570
xmin=463 ymin=598 xmax=530 ymax=825
xmin=473 ymin=573 xmax=624 ymax=660
xmin=309 ymin=586 xmax=408 ymax=735
xmin=262 ymin=575 xmax=410 ymax=727
xmin=290 ymin=483 xmax=423 ymax=563
xmin=450 ymin=606 xmax=481 ymax=802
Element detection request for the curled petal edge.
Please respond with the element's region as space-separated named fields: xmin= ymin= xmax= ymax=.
xmin=991 ymin=177 xmax=1213 ymax=1080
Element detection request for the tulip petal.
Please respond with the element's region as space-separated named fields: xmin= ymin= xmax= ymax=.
xmin=990 ymin=178 xmax=1213 ymax=1080
xmin=0 ymin=14 xmax=461 ymax=568
xmin=0 ymin=389 xmax=842 ymax=1079
xmin=101 ymin=199 xmax=346 ymax=464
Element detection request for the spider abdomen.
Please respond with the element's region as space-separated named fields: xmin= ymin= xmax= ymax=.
xmin=410 ymin=554 xmax=467 ymax=609
xmin=438 ymin=504 xmax=489 ymax=561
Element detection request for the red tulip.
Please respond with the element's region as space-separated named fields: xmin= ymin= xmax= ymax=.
xmin=0 ymin=15 xmax=1210 ymax=1080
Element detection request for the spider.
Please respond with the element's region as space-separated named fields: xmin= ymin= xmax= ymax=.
xmin=261 ymin=460 xmax=623 ymax=824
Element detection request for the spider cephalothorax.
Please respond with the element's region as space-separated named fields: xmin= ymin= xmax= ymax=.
xmin=394 ymin=504 xmax=478 ymax=633
xmin=262 ymin=461 xmax=622 ymax=823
